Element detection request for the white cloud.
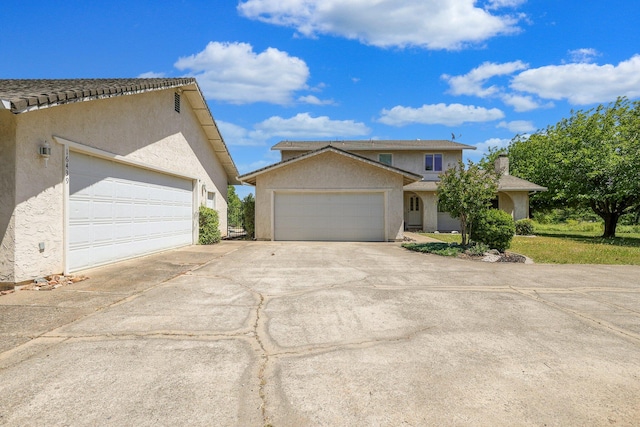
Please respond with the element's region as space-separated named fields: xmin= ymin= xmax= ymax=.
xmin=567 ymin=48 xmax=599 ymax=64
xmin=467 ymin=137 xmax=512 ymax=161
xmin=237 ymin=0 xmax=524 ymax=50
xmin=443 ymin=60 xmax=528 ymax=97
xmin=511 ymin=55 xmax=640 ymax=104
xmin=174 ymin=41 xmax=309 ymax=104
xmin=253 ymin=113 xmax=370 ymax=138
xmin=379 ymin=103 xmax=504 ymax=126
xmin=484 ymin=0 xmax=527 ymax=10
xmin=216 ymin=120 xmax=268 ymax=146
xmin=219 ymin=113 xmax=370 ymax=145
xmin=298 ymin=95 xmax=335 ymax=105
xmin=137 ymin=71 xmax=166 ymax=78
xmin=497 ymin=120 xmax=535 ymax=133
xmin=500 ymin=93 xmax=548 ymax=112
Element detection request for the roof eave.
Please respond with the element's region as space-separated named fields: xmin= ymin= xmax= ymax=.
xmin=181 ymin=82 xmax=240 ymax=184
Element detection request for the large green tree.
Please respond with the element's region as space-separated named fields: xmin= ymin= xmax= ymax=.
xmin=509 ymin=97 xmax=640 ymax=238
xmin=437 ymin=160 xmax=499 ymax=246
xmin=227 ymin=185 xmax=243 ymax=227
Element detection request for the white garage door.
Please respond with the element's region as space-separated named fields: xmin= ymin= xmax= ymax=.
xmin=274 ymin=192 xmax=385 ymax=241
xmin=68 ymin=152 xmax=193 ymax=271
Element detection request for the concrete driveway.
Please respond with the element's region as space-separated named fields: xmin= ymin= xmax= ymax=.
xmin=1 ymin=242 xmax=639 ymax=426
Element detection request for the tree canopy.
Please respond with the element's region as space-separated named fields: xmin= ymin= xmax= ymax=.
xmin=437 ymin=160 xmax=499 ymax=246
xmin=509 ymin=97 xmax=640 ymax=237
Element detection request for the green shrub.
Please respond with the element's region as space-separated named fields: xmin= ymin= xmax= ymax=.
xmin=199 ymin=206 xmax=221 ymax=244
xmin=471 ymin=209 xmax=515 ymax=252
xmin=466 ymin=241 xmax=490 ymax=256
xmin=515 ymin=218 xmax=534 ymax=235
xmin=402 ymin=242 xmax=464 ymax=257
xmin=242 ymin=193 xmax=255 ymax=239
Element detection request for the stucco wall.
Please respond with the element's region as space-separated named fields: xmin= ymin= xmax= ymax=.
xmin=255 ymin=152 xmax=405 ymax=241
xmin=502 ymin=191 xmax=530 ymax=221
xmin=0 ymin=110 xmax=17 ymax=283
xmin=11 ymin=88 xmax=229 ymax=282
xmin=280 ymin=149 xmax=462 ymax=179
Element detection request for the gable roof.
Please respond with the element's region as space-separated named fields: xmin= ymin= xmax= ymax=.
xmin=0 ymin=78 xmax=240 ymax=184
xmin=238 ymin=145 xmax=423 ymax=186
xmin=272 ymin=139 xmax=476 ymax=151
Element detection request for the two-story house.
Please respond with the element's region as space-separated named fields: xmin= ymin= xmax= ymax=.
xmin=238 ymin=140 xmax=545 ymax=242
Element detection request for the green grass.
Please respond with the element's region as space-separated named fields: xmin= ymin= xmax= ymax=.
xmin=420 ymin=222 xmax=640 ymax=265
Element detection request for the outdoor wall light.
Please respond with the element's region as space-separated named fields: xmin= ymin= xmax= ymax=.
xmin=39 ymin=140 xmax=51 ymax=167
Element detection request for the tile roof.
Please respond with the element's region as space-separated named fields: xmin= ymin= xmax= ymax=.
xmin=272 ymin=139 xmax=476 ymax=151
xmin=0 ymin=78 xmax=194 ymax=113
xmin=238 ymin=145 xmax=423 ymax=186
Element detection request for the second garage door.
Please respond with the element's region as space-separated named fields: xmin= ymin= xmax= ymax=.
xmin=68 ymin=151 xmax=194 ymax=271
xmin=274 ymin=192 xmax=385 ymax=241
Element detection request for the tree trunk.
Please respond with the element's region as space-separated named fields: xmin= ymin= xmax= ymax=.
xmin=461 ymin=215 xmax=469 ymax=246
xmin=602 ymin=212 xmax=620 ymax=238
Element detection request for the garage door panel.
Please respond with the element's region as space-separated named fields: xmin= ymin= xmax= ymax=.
xmin=275 ymin=192 xmax=384 ymax=241
xmin=69 ymin=152 xmax=193 ymax=271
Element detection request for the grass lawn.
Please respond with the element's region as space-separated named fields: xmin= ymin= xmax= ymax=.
xmin=421 ymin=223 xmax=640 ymax=265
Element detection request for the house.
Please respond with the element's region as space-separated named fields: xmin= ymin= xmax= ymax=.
xmin=0 ymin=78 xmax=239 ymax=286
xmin=238 ymin=140 xmax=545 ymax=241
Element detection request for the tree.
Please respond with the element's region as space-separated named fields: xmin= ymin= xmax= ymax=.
xmin=437 ymin=160 xmax=500 ymax=246
xmin=509 ymin=97 xmax=640 ymax=237
xmin=242 ymin=193 xmax=255 ymax=238
xmin=227 ymin=185 xmax=243 ymax=227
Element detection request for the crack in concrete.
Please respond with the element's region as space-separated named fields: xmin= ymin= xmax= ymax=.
xmin=510 ymin=286 xmax=640 ymax=343
xmin=268 ymin=325 xmax=435 ymax=359
xmin=253 ymin=292 xmax=271 ymax=426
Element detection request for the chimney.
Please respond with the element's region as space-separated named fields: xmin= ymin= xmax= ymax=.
xmin=495 ymin=154 xmax=509 ymax=175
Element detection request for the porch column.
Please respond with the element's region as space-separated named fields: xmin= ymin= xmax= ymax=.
xmin=420 ymin=192 xmax=438 ymax=232
xmin=509 ymin=192 xmax=530 ymax=221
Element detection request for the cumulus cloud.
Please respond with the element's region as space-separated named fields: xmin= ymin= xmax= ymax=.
xmin=219 ymin=113 xmax=370 ymax=145
xmin=567 ymin=48 xmax=599 ymax=64
xmin=253 ymin=113 xmax=370 ymax=138
xmin=174 ymin=41 xmax=309 ymax=104
xmin=511 ymin=55 xmax=640 ymax=105
xmin=378 ymin=103 xmax=505 ymax=126
xmin=216 ymin=120 xmax=268 ymax=146
xmin=485 ymin=0 xmax=527 ymax=9
xmin=443 ymin=60 xmax=528 ymax=97
xmin=237 ymin=0 xmax=524 ymax=50
xmin=500 ymin=93 xmax=548 ymax=112
xmin=497 ymin=120 xmax=535 ymax=133
xmin=298 ymin=95 xmax=335 ymax=105
xmin=468 ymin=137 xmax=512 ymax=161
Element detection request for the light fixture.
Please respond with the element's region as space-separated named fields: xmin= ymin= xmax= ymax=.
xmin=39 ymin=140 xmax=51 ymax=167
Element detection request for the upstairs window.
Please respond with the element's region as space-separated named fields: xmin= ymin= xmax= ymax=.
xmin=425 ymin=154 xmax=442 ymax=171
xmin=378 ymin=153 xmax=392 ymax=166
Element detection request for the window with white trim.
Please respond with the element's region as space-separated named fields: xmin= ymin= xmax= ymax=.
xmin=425 ymin=154 xmax=443 ymax=171
xmin=206 ymin=191 xmax=216 ymax=209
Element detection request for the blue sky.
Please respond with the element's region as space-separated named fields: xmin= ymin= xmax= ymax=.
xmin=3 ymin=1 xmax=640 ymax=198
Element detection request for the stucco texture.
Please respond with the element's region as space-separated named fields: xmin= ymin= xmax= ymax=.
xmin=0 ymin=110 xmax=17 ymax=283
xmin=5 ymin=87 xmax=229 ymax=283
xmin=254 ymin=151 xmax=405 ymax=241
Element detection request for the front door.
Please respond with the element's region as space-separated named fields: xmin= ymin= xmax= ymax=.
xmin=405 ymin=194 xmax=422 ymax=228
